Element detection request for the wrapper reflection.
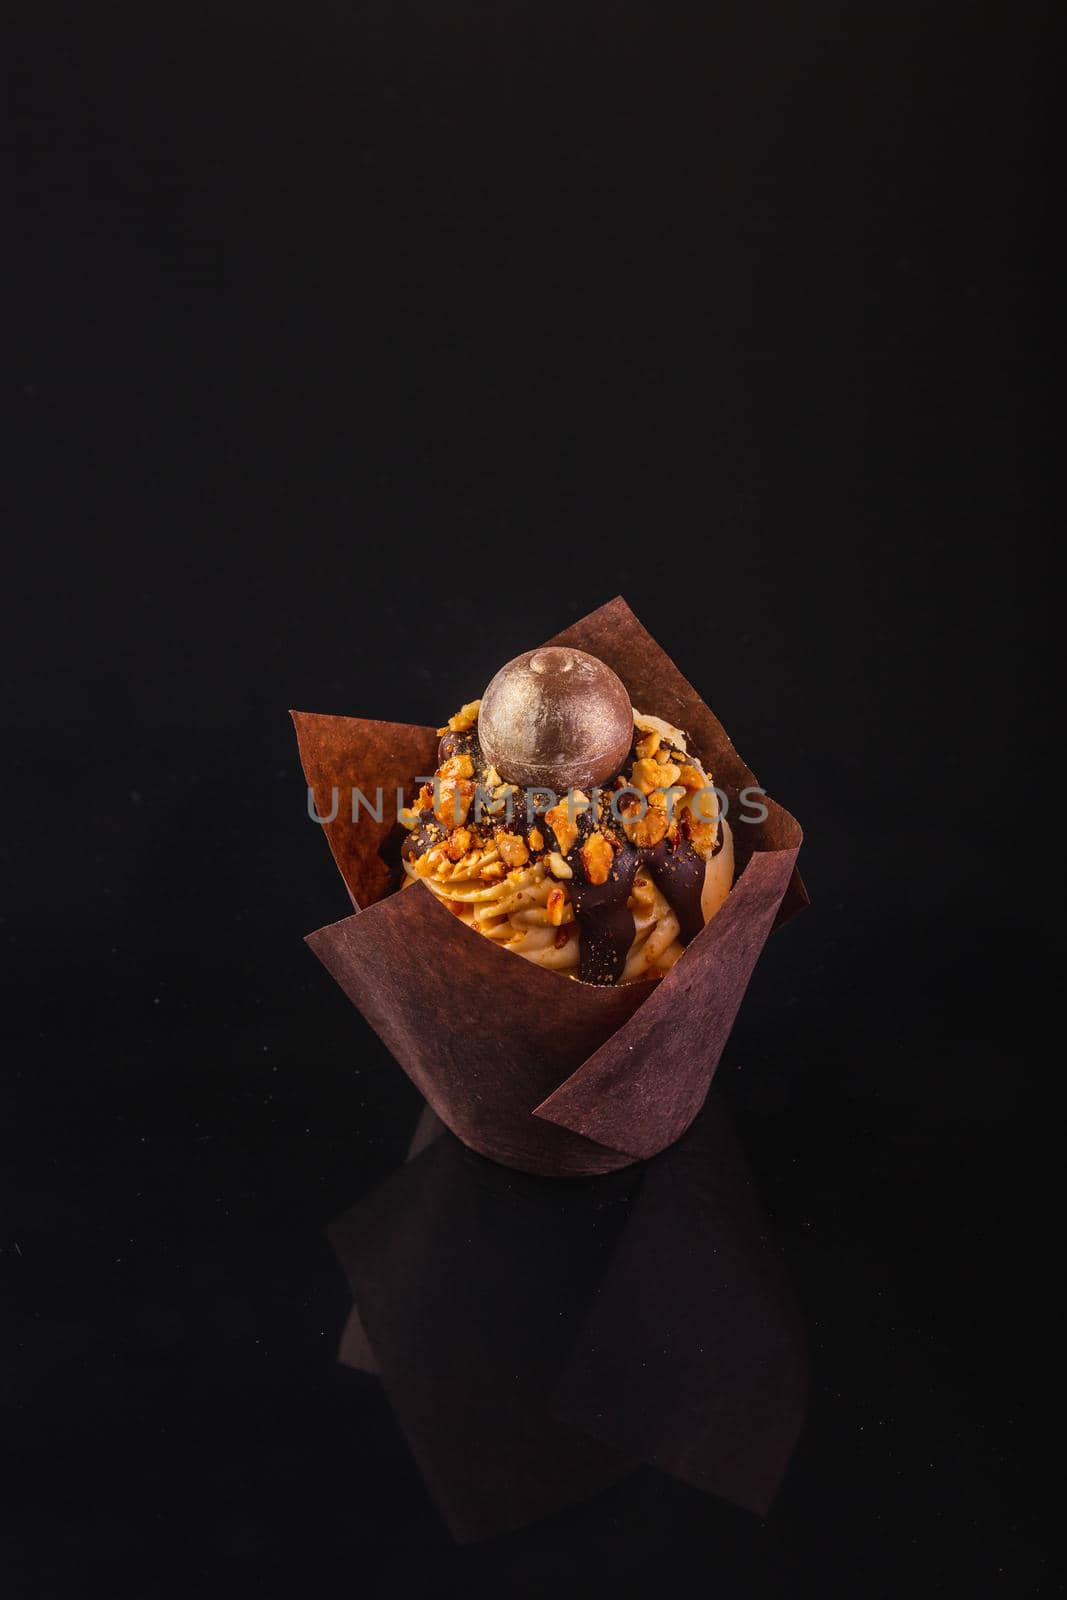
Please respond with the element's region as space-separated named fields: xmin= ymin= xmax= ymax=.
xmin=329 ymin=1091 xmax=808 ymax=1542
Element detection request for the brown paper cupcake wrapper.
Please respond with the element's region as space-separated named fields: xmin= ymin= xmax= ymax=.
xmin=294 ymin=597 xmax=807 ymax=1177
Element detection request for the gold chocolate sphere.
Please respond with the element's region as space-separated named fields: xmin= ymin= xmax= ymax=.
xmin=478 ymin=647 xmax=633 ymax=792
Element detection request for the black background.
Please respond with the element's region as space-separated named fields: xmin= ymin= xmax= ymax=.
xmin=7 ymin=2 xmax=1052 ymax=1595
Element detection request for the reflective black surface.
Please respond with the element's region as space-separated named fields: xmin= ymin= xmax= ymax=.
xmin=8 ymin=2 xmax=1051 ymax=1595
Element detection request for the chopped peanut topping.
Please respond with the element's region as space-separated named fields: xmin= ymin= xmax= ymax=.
xmin=436 ymin=700 xmax=481 ymax=735
xmin=580 ymin=831 xmax=614 ymax=885
xmin=480 ymin=861 xmax=505 ymax=880
xmin=434 ymin=777 xmax=475 ymax=828
xmin=545 ymin=800 xmax=579 ymax=856
xmin=444 ymin=827 xmax=472 ymax=861
xmin=688 ymin=819 xmax=719 ymax=855
xmin=440 ymin=753 xmax=474 ymax=780
xmin=477 ymin=782 xmax=514 ymax=819
xmin=546 ymin=885 xmax=567 ymax=926
xmin=638 ymin=808 xmax=670 ymax=847
xmin=621 ymin=802 xmax=669 ymax=849
xmin=677 ymin=764 xmax=706 ymax=791
xmin=632 ymin=757 xmax=682 ymax=797
xmin=689 ymin=785 xmax=719 ymax=821
xmin=495 ymin=831 xmax=529 ymax=868
xmin=633 ymin=712 xmax=688 ymax=753
xmin=653 ymin=785 xmax=689 ymax=819
xmin=631 ymin=758 xmax=658 ymax=794
xmin=635 ymin=730 xmax=661 ymax=762
xmin=547 ymin=851 xmax=572 ymax=879
xmin=527 ymin=826 xmax=544 ymax=853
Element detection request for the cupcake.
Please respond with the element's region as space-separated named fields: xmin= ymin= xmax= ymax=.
xmin=293 ymin=598 xmax=805 ymax=1177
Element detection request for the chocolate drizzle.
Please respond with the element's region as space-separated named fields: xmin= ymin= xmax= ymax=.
xmin=568 ymin=838 xmax=641 ymax=985
xmin=437 ymin=727 xmax=484 ymax=771
xmin=644 ymin=837 xmax=708 ymax=944
xmin=400 ymin=814 xmax=446 ymax=864
xmin=407 ymin=725 xmax=728 ymax=986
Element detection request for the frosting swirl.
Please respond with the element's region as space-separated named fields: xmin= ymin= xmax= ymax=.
xmin=399 ymin=701 xmax=734 ymax=985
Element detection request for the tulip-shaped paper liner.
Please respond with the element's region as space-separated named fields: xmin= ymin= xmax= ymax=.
xmin=294 ymin=597 xmax=807 ymax=1177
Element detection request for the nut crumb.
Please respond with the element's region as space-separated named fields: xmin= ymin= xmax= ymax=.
xmin=440 ymin=753 xmax=474 ymax=780
xmin=580 ymin=831 xmax=614 ymax=885
xmin=443 ymin=700 xmax=480 ymax=734
xmin=632 ymin=756 xmax=682 ymax=797
xmin=688 ymin=819 xmax=719 ymax=855
xmin=495 ymin=831 xmax=529 ymax=868
xmin=444 ymin=827 xmax=472 ymax=861
xmin=621 ymin=802 xmax=669 ymax=848
xmin=689 ymin=785 xmax=719 ymax=821
xmin=545 ymin=800 xmax=579 ymax=856
xmin=434 ymin=778 xmax=475 ymax=828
